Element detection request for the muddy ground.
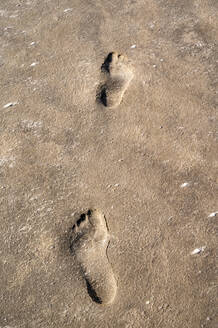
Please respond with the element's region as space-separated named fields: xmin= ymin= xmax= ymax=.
xmin=0 ymin=0 xmax=217 ymax=327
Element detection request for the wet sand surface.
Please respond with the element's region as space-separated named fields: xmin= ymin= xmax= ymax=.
xmin=0 ymin=1 xmax=217 ymax=327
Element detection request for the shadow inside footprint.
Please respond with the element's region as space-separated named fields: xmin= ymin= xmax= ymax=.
xmin=101 ymin=52 xmax=114 ymax=73
xmin=96 ymin=52 xmax=115 ymax=107
xmin=85 ymin=279 xmax=102 ymax=304
xmin=77 ymin=213 xmax=86 ymax=226
xmin=96 ymin=84 xmax=107 ymax=107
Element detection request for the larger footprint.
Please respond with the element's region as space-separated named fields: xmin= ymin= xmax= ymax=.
xmin=99 ymin=52 xmax=134 ymax=108
xmin=70 ymin=209 xmax=117 ymax=305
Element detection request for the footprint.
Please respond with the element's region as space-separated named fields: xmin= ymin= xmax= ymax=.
xmin=98 ymin=52 xmax=134 ymax=108
xmin=70 ymin=209 xmax=117 ymax=305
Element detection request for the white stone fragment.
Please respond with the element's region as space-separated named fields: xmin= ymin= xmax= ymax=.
xmin=180 ymin=182 xmax=189 ymax=188
xmin=64 ymin=8 xmax=72 ymax=12
xmin=208 ymin=211 xmax=218 ymax=217
xmin=3 ymin=102 xmax=18 ymax=108
xmin=30 ymin=62 xmax=39 ymax=67
xmin=148 ymin=23 xmax=155 ymax=29
xmin=4 ymin=26 xmax=13 ymax=31
xmin=191 ymin=246 xmax=206 ymax=255
xmin=130 ymin=44 xmax=136 ymax=48
xmin=0 ymin=10 xmax=7 ymax=17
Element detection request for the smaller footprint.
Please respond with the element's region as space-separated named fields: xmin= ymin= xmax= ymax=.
xmin=70 ymin=209 xmax=117 ymax=305
xmin=98 ymin=52 xmax=134 ymax=108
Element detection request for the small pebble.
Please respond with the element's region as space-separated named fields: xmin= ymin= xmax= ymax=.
xmin=130 ymin=44 xmax=136 ymax=49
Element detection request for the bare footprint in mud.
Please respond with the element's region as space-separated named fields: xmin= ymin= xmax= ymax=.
xmin=70 ymin=209 xmax=117 ymax=305
xmin=97 ymin=52 xmax=134 ymax=108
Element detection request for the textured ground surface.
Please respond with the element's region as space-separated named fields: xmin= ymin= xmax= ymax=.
xmin=0 ymin=0 xmax=217 ymax=327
